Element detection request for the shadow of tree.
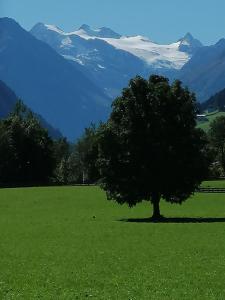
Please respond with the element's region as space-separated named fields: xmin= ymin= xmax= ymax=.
xmin=119 ymin=217 xmax=225 ymax=223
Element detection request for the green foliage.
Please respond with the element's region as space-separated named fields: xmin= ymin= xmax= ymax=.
xmin=53 ymin=138 xmax=71 ymax=184
xmin=0 ymin=101 xmax=55 ymax=185
xmin=0 ymin=186 xmax=225 ymax=299
xmin=0 ymin=100 xmax=102 ymax=186
xmin=209 ymin=116 xmax=225 ymax=174
xmin=98 ymin=75 xmax=210 ymax=218
xmin=69 ymin=125 xmax=100 ymax=184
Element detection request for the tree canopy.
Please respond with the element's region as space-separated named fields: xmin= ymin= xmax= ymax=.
xmin=97 ymin=75 xmax=209 ymax=219
xmin=69 ymin=125 xmax=100 ymax=184
xmin=0 ymin=101 xmax=55 ymax=185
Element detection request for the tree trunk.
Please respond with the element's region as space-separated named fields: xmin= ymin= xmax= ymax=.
xmin=152 ymin=193 xmax=162 ymax=220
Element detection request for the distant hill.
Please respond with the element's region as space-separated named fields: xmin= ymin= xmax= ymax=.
xmin=0 ymin=80 xmax=62 ymax=139
xmin=201 ymin=87 xmax=225 ymax=112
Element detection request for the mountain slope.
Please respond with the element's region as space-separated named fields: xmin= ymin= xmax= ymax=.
xmin=99 ymin=36 xmax=189 ymax=69
xmin=31 ymin=23 xmax=203 ymax=71
xmin=0 ymin=18 xmax=110 ymax=140
xmin=0 ymin=80 xmax=17 ymax=118
xmin=70 ymin=25 xmax=202 ymax=69
xmin=178 ymin=33 xmax=203 ymax=54
xmin=0 ymin=80 xmax=62 ymax=138
xmin=75 ymin=24 xmax=122 ymax=39
xmin=31 ymin=23 xmax=147 ymax=98
xmin=201 ymin=87 xmax=225 ymax=112
xmin=179 ymin=39 xmax=225 ymax=102
xmin=31 ymin=23 xmax=203 ymax=99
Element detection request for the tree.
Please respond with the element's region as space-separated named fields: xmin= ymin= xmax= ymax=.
xmin=0 ymin=101 xmax=55 ymax=185
xmin=209 ymin=116 xmax=225 ymax=174
xmin=53 ymin=138 xmax=71 ymax=184
xmin=97 ymin=75 xmax=209 ymax=220
xmin=70 ymin=125 xmax=100 ymax=184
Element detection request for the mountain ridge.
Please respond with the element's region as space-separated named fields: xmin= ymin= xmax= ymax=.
xmin=32 ymin=23 xmax=203 ymax=70
xmin=3 ymin=16 xmax=225 ymax=139
xmin=0 ymin=17 xmax=110 ymax=140
xmin=179 ymin=38 xmax=225 ymax=102
xmin=0 ymin=79 xmax=62 ymax=138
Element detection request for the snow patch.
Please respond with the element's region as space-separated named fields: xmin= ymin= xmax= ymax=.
xmin=101 ymin=37 xmax=189 ymax=69
xmin=45 ymin=24 xmax=65 ymax=35
xmin=98 ymin=64 xmax=106 ymax=69
xmin=71 ymin=31 xmax=190 ymax=69
xmin=62 ymin=55 xmax=85 ymax=65
xmin=61 ymin=37 xmax=73 ymax=47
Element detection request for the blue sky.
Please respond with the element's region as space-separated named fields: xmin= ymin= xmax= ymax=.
xmin=1 ymin=0 xmax=225 ymax=45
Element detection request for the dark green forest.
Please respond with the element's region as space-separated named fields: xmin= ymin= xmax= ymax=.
xmin=1 ymin=77 xmax=225 ymax=188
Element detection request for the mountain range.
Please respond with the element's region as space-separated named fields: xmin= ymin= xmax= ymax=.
xmin=0 ymin=18 xmax=109 ymax=140
xmin=31 ymin=23 xmax=202 ymax=99
xmin=32 ymin=22 xmax=225 ymax=104
xmin=1 ymin=17 xmax=225 ymax=139
xmin=179 ymin=39 xmax=225 ymax=102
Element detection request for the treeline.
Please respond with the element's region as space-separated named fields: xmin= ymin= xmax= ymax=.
xmin=57 ymin=109 xmax=225 ymax=183
xmin=0 ymin=101 xmax=99 ymax=186
xmin=1 ymin=94 xmax=225 ymax=187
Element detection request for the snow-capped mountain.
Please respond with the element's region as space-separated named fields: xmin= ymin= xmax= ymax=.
xmin=3 ymin=17 xmax=225 ymax=140
xmin=31 ymin=23 xmax=147 ymax=98
xmin=74 ymin=24 xmax=122 ymax=39
xmin=32 ymin=23 xmax=202 ymax=71
xmin=100 ymin=35 xmax=189 ymax=69
xmin=73 ymin=27 xmax=198 ymax=69
xmin=0 ymin=18 xmax=109 ymax=140
xmin=178 ymin=33 xmax=203 ymax=54
xmin=31 ymin=23 xmax=203 ymax=98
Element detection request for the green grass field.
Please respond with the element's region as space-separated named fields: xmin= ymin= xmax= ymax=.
xmin=197 ymin=111 xmax=225 ymax=131
xmin=201 ymin=180 xmax=225 ymax=188
xmin=0 ymin=185 xmax=225 ymax=299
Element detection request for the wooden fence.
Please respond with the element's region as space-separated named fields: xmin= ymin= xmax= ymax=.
xmin=197 ymin=187 xmax=225 ymax=193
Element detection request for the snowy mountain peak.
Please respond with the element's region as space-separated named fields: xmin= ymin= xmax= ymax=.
xmin=76 ymin=24 xmax=121 ymax=39
xmin=45 ymin=24 xmax=64 ymax=34
xmin=99 ymin=35 xmax=191 ymax=69
xmin=178 ymin=33 xmax=203 ymax=54
xmin=182 ymin=32 xmax=195 ymax=41
xmin=31 ymin=23 xmax=65 ymax=35
xmin=30 ymin=21 xmax=200 ymax=71
xmin=79 ymin=24 xmax=91 ymax=31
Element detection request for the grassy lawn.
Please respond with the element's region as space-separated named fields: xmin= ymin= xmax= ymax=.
xmin=0 ymin=186 xmax=225 ymax=299
xmin=201 ymin=180 xmax=225 ymax=188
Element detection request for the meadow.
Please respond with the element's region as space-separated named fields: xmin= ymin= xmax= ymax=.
xmin=197 ymin=111 xmax=225 ymax=131
xmin=0 ymin=184 xmax=225 ymax=299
